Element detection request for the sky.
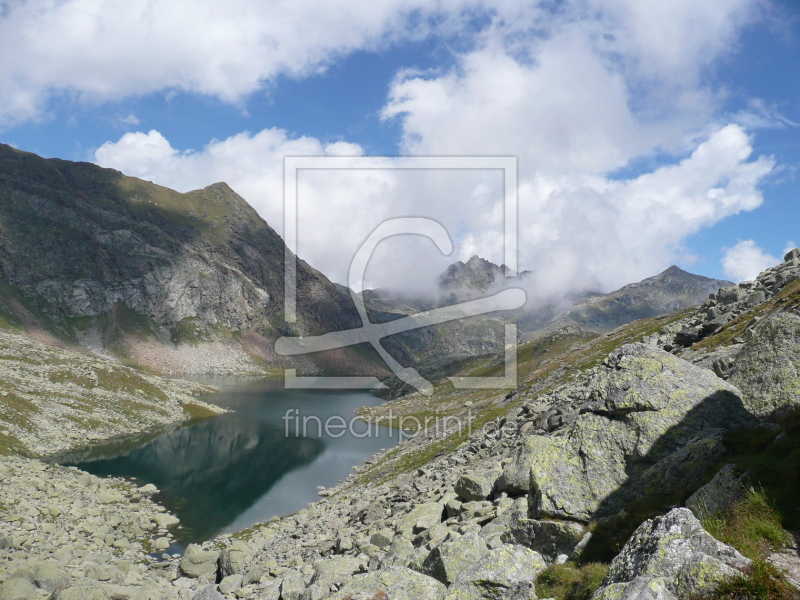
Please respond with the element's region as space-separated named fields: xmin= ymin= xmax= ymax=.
xmin=1 ymin=0 xmax=799 ymax=297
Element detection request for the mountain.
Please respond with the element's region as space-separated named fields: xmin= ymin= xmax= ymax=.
xmin=0 ymin=144 xmax=388 ymax=377
xmin=537 ymin=265 xmax=734 ymax=333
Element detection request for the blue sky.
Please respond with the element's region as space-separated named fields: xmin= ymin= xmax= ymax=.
xmin=1 ymin=0 xmax=798 ymax=292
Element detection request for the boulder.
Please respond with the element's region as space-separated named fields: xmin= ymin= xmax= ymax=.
xmin=637 ymin=430 xmax=727 ymax=496
xmin=281 ymin=569 xmax=306 ymax=600
xmin=785 ymin=248 xmax=800 ymax=262
xmin=597 ymin=508 xmax=751 ymax=598
xmin=396 ymin=502 xmax=445 ymax=537
xmin=591 ymin=576 xmax=677 ymax=600
xmin=33 ymin=563 xmax=69 ymax=592
xmin=309 ymin=556 xmax=363 ymax=589
xmin=329 ymin=567 xmax=446 ymax=600
xmin=447 ymin=544 xmax=546 ymax=600
xmin=0 ymin=577 xmax=36 ymax=600
xmin=180 ymin=544 xmax=220 ymax=582
xmin=455 ymin=473 xmax=495 ymax=502
xmin=500 ymin=513 xmax=588 ymax=562
xmin=51 ymin=580 xmax=108 ymax=600
xmin=685 ymin=465 xmax=745 ymax=520
xmin=525 ymin=344 xmax=754 ymax=522
xmin=190 ymin=584 xmax=225 ymax=600
xmin=729 ymin=312 xmax=800 ymax=418
xmin=218 ymin=541 xmax=253 ymax=577
xmin=421 ymin=533 xmax=489 ymax=585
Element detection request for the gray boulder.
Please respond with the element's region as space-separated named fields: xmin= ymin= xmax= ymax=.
xmin=281 ymin=569 xmax=306 ymax=600
xmin=329 ymin=567 xmax=446 ymax=600
xmin=455 ymin=473 xmax=495 ymax=502
xmin=33 ymin=563 xmax=70 ymax=592
xmin=180 ymin=544 xmax=220 ymax=582
xmin=421 ymin=533 xmax=489 ymax=585
xmin=591 ymin=576 xmax=677 ymax=600
xmin=309 ymin=556 xmax=363 ymax=589
xmin=0 ymin=577 xmax=36 ymax=600
xmin=50 ymin=580 xmax=108 ymax=600
xmin=596 ymin=508 xmax=751 ymax=598
xmin=396 ymin=502 xmax=446 ymax=537
xmin=500 ymin=512 xmax=587 ymax=562
xmin=523 ymin=344 xmax=754 ymax=522
xmin=218 ymin=540 xmax=253 ymax=577
xmin=190 ymin=585 xmax=225 ymax=600
xmin=685 ymin=464 xmax=746 ymax=520
xmin=729 ymin=312 xmax=800 ymax=418
xmin=447 ymin=544 xmax=546 ymax=600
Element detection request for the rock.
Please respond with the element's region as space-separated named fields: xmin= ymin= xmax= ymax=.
xmin=51 ymin=580 xmax=109 ymax=600
xmin=0 ymin=577 xmax=36 ymax=600
xmin=396 ymin=502 xmax=445 ymax=537
xmin=717 ymin=286 xmax=747 ymax=305
xmin=280 ymin=569 xmax=306 ymax=600
xmin=597 ymin=508 xmax=751 ymax=598
xmin=369 ymin=529 xmax=394 ymax=549
xmin=85 ymin=563 xmax=117 ymax=582
xmin=329 ymin=567 xmax=446 ymax=600
xmin=685 ymin=465 xmax=745 ymax=519
xmin=385 ymin=537 xmax=415 ymax=567
xmin=309 ymin=556 xmax=363 ymax=589
xmin=153 ymin=513 xmax=180 ymax=529
xmin=152 ymin=537 xmax=171 ymax=552
xmin=526 ymin=344 xmax=754 ymax=522
xmin=219 ymin=541 xmax=253 ymax=577
xmin=500 ymin=513 xmax=587 ymax=561
xmin=454 ymin=473 xmax=494 ymax=502
xmin=729 ymin=312 xmax=800 ymax=418
xmin=421 ymin=533 xmax=489 ymax=585
xmin=190 ymin=584 xmax=225 ymax=600
xmin=138 ymin=484 xmax=158 ymax=494
xmin=217 ymin=574 xmax=243 ymax=595
xmin=785 ymin=248 xmax=800 ymax=262
xmin=638 ymin=430 xmax=728 ymax=495
xmin=33 ymin=563 xmax=70 ymax=592
xmin=180 ymin=544 xmax=220 ymax=582
xmin=496 ymin=438 xmax=540 ymax=495
xmin=591 ymin=576 xmax=677 ymax=600
xmin=447 ymin=544 xmax=546 ymax=600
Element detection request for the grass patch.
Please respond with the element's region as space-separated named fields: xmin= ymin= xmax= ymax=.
xmin=702 ymin=488 xmax=791 ymax=561
xmin=536 ymin=562 xmax=608 ymax=600
xmin=182 ymin=402 xmax=220 ymax=421
xmin=694 ymin=561 xmax=800 ymax=600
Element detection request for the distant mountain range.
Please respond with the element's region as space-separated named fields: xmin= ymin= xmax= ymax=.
xmin=0 ymin=143 xmax=732 ymax=385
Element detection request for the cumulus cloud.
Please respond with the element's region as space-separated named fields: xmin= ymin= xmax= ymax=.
xmin=722 ymin=240 xmax=779 ymax=282
xmin=0 ymin=0 xmax=487 ymax=126
xmin=93 ymin=0 xmax=777 ymax=297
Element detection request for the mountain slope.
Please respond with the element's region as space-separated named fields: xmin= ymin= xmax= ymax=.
xmin=540 ymin=265 xmax=733 ymax=332
xmin=0 ymin=144 xmax=388 ymax=376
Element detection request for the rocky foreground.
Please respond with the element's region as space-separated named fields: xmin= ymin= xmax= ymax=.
xmin=2 ymin=250 xmax=800 ymax=600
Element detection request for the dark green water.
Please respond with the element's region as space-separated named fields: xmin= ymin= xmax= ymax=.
xmin=53 ymin=378 xmax=400 ymax=547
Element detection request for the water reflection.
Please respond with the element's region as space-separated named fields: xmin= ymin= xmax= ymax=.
xmin=57 ymin=380 xmax=396 ymax=545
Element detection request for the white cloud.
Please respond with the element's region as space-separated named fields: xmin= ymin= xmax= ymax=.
xmin=93 ymin=1 xmax=777 ymax=297
xmin=784 ymin=241 xmax=797 ymax=257
xmin=722 ymin=240 xmax=778 ymax=282
xmin=0 ymin=0 xmax=486 ymax=126
xmin=120 ymin=114 xmax=140 ymax=126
